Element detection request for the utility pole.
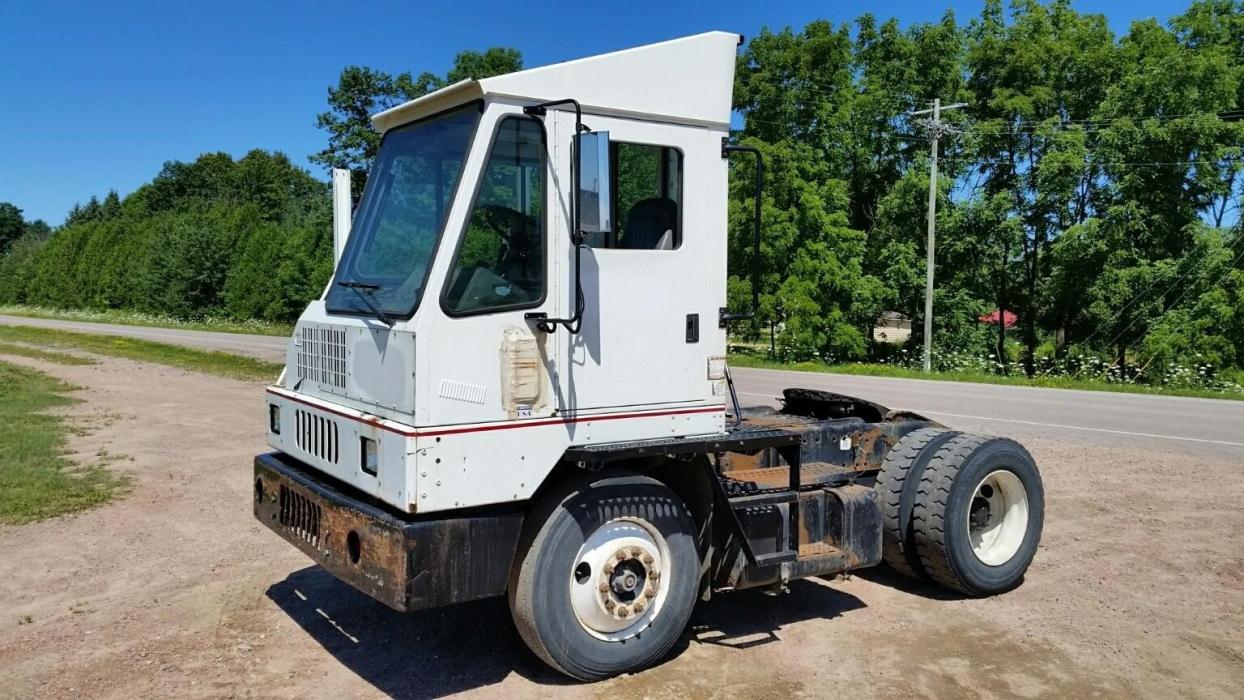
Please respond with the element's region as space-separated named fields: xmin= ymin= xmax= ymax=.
xmin=909 ymin=98 xmax=966 ymax=372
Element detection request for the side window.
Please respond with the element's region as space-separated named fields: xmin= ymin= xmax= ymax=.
xmin=444 ymin=117 xmax=545 ymax=315
xmin=604 ymin=143 xmax=682 ymax=250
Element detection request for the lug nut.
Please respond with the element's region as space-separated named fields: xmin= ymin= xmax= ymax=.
xmin=617 ymin=606 xmax=630 ymax=618
xmin=598 ymin=582 xmax=609 ymax=592
xmin=644 ymin=585 xmax=656 ymax=598
xmin=603 ymin=562 xmax=615 ymax=574
xmin=642 ymin=553 xmax=654 ymax=565
xmin=632 ymin=601 xmax=645 ymax=613
xmin=648 ymin=570 xmax=660 ymax=580
xmin=604 ymin=599 xmax=615 ymax=610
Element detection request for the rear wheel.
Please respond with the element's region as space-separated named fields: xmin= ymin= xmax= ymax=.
xmin=509 ymin=473 xmax=699 ymax=680
xmin=877 ymin=427 xmax=960 ymax=580
xmin=911 ymin=434 xmax=1044 ymax=596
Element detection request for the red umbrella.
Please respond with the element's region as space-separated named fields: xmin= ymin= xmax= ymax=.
xmin=979 ymin=309 xmax=1018 ymax=328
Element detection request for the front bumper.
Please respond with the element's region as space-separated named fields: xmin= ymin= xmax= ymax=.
xmin=253 ymin=452 xmax=523 ymax=612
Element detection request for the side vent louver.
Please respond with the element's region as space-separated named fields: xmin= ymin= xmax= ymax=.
xmin=294 ymin=409 xmax=340 ymax=464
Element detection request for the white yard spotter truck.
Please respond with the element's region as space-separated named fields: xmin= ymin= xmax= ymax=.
xmin=254 ymin=32 xmax=1045 ymax=680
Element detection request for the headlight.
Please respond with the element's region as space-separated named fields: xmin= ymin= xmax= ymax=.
xmin=268 ymin=404 xmax=281 ymax=434
xmin=360 ymin=437 xmax=378 ymax=475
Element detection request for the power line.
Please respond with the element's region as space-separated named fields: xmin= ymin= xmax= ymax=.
xmin=1073 ymin=234 xmax=1244 ymax=377
xmin=927 ymin=109 xmax=1244 ymax=135
xmin=944 ymin=158 xmax=1241 ymax=167
xmin=1097 ymin=235 xmax=1244 ymax=378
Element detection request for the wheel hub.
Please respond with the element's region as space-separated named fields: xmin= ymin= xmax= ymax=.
xmin=967 ymin=469 xmax=1030 ymax=566
xmin=969 ymin=496 xmax=992 ymax=529
xmin=569 ymin=518 xmax=671 ymax=641
xmin=609 ymin=558 xmax=645 ymax=599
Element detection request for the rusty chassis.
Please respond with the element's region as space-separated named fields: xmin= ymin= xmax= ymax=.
xmin=254 ymin=389 xmax=941 ymax=612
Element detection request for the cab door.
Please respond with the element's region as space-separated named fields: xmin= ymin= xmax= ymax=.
xmin=555 ymin=112 xmax=721 ymax=413
xmin=419 ymin=106 xmax=560 ymax=427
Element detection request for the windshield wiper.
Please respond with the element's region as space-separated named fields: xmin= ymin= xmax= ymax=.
xmin=337 ymin=280 xmax=395 ymax=327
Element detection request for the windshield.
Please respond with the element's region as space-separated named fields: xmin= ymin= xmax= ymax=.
xmin=326 ymin=103 xmax=482 ymax=319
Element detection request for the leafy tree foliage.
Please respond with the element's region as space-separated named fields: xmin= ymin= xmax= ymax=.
xmin=0 ymin=152 xmax=331 ymax=322
xmin=729 ymin=0 xmax=1244 ymax=380
xmin=311 ymin=48 xmax=522 ymax=196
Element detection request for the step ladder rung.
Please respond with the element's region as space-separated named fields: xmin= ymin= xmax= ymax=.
xmin=727 ymin=491 xmax=797 ymax=508
xmin=753 ymin=550 xmax=798 ymax=567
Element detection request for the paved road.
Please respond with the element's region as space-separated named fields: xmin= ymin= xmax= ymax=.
xmin=0 ymin=314 xmax=288 ymax=361
xmin=4 ymin=314 xmax=1242 ymax=457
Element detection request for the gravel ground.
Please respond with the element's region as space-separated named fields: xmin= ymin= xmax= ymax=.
xmin=0 ymin=354 xmax=1241 ymax=699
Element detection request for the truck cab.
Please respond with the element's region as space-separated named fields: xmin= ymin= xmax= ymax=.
xmin=255 ymin=32 xmax=1045 ymax=681
xmin=264 ymin=32 xmax=738 ymax=514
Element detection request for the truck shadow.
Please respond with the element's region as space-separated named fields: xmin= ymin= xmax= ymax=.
xmin=851 ymin=566 xmax=974 ymax=601
xmin=683 ymin=579 xmax=867 ymax=651
xmin=265 ymin=566 xmax=566 ymax=698
xmin=266 ymin=567 xmax=867 ymax=697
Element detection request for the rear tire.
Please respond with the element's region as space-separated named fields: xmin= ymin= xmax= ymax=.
xmin=911 ymin=434 xmax=1044 ymax=596
xmin=877 ymin=427 xmax=961 ymax=580
xmin=508 ymin=472 xmax=699 ymax=681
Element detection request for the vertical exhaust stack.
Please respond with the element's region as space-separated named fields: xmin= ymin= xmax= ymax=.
xmin=332 ymin=168 xmax=352 ymax=265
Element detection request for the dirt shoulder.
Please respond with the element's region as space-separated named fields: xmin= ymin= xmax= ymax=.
xmin=0 ymin=354 xmax=1241 ymax=699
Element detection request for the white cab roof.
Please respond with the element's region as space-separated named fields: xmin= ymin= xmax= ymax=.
xmin=371 ymin=31 xmax=740 ymax=133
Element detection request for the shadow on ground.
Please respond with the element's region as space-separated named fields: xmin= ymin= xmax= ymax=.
xmin=852 ymin=565 xmax=1000 ymax=601
xmin=265 ymin=566 xmax=563 ymax=698
xmin=267 ymin=567 xmax=870 ymax=698
xmin=683 ymin=578 xmax=867 ymax=651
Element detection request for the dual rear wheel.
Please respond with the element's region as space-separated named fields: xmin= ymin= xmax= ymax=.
xmin=878 ymin=429 xmax=1045 ymax=595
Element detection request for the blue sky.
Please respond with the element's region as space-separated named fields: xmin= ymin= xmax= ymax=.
xmin=0 ymin=0 xmax=1194 ymax=224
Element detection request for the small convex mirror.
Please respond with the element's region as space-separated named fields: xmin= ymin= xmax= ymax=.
xmin=576 ymin=131 xmax=612 ymax=234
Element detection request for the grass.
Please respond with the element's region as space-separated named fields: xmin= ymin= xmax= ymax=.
xmin=0 ymin=341 xmax=95 ymax=365
xmin=0 ymin=325 xmax=283 ymax=382
xmin=0 ymin=361 xmax=131 ymax=524
xmin=0 ymin=304 xmax=292 ymax=337
xmin=727 ymin=353 xmax=1244 ymax=401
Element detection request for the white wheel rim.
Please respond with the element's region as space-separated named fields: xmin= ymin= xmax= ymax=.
xmin=967 ymin=469 xmax=1029 ymax=566
xmin=569 ymin=517 xmax=671 ymax=641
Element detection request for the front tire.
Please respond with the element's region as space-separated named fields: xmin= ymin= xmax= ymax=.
xmin=911 ymin=434 xmax=1044 ymax=596
xmin=508 ymin=472 xmax=700 ymax=681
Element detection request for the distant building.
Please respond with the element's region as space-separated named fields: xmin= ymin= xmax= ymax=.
xmin=873 ymin=311 xmax=912 ymax=345
xmin=979 ymin=308 xmax=1018 ymax=328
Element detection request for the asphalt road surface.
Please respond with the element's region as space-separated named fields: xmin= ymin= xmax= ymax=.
xmin=3 ymin=314 xmax=1242 ymax=459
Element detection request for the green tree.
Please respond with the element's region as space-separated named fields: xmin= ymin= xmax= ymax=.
xmin=311 ymin=48 xmax=523 ymax=195
xmin=0 ymin=202 xmax=25 ymax=256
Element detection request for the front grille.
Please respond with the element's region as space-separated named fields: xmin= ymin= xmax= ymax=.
xmin=278 ymin=484 xmax=321 ymax=546
xmin=294 ymin=409 xmax=340 ymax=464
xmin=296 ymin=325 xmax=347 ymax=389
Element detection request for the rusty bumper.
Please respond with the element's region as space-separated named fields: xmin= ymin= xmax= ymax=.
xmin=253 ymin=452 xmax=523 ymax=612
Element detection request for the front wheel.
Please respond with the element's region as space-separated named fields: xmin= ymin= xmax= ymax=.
xmin=508 ymin=473 xmax=700 ymax=680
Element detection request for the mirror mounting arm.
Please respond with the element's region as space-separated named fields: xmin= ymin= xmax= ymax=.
xmin=523 ymin=98 xmax=593 ymax=334
xmin=720 ymin=139 xmax=765 ymax=329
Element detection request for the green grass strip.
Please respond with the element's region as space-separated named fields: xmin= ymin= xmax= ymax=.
xmin=0 ymin=361 xmax=131 ymax=524
xmin=0 ymin=325 xmax=283 ymax=382
xmin=0 ymin=304 xmax=293 ymax=337
xmin=0 ymin=341 xmax=95 ymax=365
xmin=727 ymin=354 xmax=1244 ymax=401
